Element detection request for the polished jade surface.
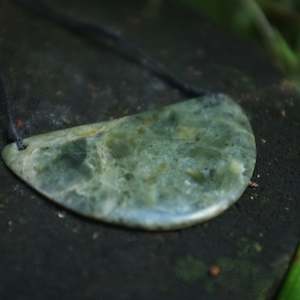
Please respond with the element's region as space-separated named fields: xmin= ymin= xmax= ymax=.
xmin=2 ymin=94 xmax=256 ymax=230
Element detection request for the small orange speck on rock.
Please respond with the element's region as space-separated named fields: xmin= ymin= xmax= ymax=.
xmin=208 ymin=265 xmax=221 ymax=278
xmin=249 ymin=181 xmax=259 ymax=188
xmin=16 ymin=119 xmax=24 ymax=128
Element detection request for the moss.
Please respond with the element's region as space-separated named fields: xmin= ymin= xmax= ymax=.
xmin=215 ymin=257 xmax=272 ymax=300
xmin=175 ymin=256 xmax=206 ymax=284
xmin=237 ymin=237 xmax=263 ymax=257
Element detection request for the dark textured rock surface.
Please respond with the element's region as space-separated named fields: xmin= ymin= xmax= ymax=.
xmin=0 ymin=0 xmax=299 ymax=299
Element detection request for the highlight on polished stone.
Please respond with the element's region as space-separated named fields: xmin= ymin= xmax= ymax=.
xmin=2 ymin=94 xmax=256 ymax=230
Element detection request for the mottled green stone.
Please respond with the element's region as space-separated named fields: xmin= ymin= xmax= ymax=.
xmin=2 ymin=94 xmax=256 ymax=230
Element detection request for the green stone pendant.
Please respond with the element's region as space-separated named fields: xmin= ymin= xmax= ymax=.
xmin=2 ymin=94 xmax=256 ymax=230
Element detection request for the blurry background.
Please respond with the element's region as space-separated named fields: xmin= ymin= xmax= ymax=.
xmin=179 ymin=0 xmax=300 ymax=87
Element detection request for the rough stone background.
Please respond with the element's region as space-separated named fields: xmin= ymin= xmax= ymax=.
xmin=0 ymin=1 xmax=299 ymax=299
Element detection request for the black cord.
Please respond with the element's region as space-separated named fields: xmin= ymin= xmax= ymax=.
xmin=15 ymin=0 xmax=207 ymax=98
xmin=0 ymin=73 xmax=26 ymax=150
xmin=2 ymin=0 xmax=208 ymax=151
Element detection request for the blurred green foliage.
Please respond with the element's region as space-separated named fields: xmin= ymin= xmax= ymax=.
xmin=179 ymin=0 xmax=300 ymax=80
xmin=277 ymin=245 xmax=300 ymax=300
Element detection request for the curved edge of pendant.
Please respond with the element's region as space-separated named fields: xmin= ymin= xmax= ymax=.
xmin=1 ymin=94 xmax=256 ymax=231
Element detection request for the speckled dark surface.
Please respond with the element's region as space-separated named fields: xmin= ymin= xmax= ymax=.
xmin=0 ymin=1 xmax=299 ymax=299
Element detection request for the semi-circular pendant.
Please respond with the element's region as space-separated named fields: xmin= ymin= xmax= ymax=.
xmin=2 ymin=94 xmax=256 ymax=230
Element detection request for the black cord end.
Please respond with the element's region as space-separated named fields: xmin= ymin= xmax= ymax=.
xmin=16 ymin=138 xmax=27 ymax=151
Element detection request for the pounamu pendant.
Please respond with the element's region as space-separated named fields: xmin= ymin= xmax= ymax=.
xmin=2 ymin=94 xmax=256 ymax=230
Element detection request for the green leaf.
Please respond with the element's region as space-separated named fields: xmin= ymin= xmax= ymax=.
xmin=277 ymin=245 xmax=300 ymax=300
